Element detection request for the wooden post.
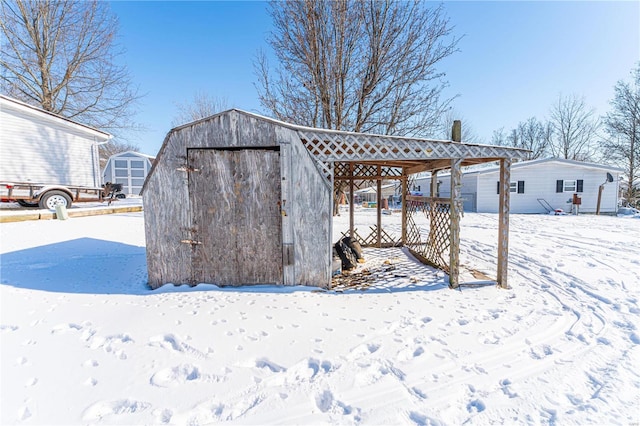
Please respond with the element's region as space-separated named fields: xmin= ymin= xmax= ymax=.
xmin=280 ymin=141 xmax=295 ymax=286
xmin=376 ymin=166 xmax=382 ymax=248
xmin=452 ymin=120 xmax=462 ymax=142
xmin=430 ymin=169 xmax=438 ymax=250
xmin=430 ymin=170 xmax=438 ymax=197
xmin=596 ymin=184 xmax=604 ymax=215
xmin=497 ymin=158 xmax=511 ymax=289
xmin=449 ymin=158 xmax=462 ymax=288
xmin=401 ymin=172 xmax=408 ymax=245
xmin=349 ymin=163 xmax=355 ymax=237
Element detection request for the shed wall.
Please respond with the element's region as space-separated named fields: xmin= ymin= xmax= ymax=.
xmin=144 ymin=111 xmax=332 ymax=288
xmin=0 ymin=102 xmax=101 ymax=187
xmin=283 ymin=126 xmax=332 ymax=286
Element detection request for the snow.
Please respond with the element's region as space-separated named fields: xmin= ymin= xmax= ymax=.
xmin=1 ymin=208 xmax=639 ymax=425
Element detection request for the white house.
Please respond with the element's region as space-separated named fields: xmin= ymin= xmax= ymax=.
xmin=0 ymin=95 xmax=111 ymax=188
xmin=102 ymin=151 xmax=154 ymax=195
xmin=414 ymin=158 xmax=623 ymax=214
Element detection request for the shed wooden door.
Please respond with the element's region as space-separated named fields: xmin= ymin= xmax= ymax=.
xmin=188 ymin=148 xmax=283 ymax=285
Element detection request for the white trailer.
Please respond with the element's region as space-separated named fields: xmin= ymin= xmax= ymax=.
xmin=0 ymin=95 xmax=115 ymax=209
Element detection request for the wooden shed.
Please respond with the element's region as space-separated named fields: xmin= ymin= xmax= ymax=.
xmin=102 ymin=151 xmax=155 ymax=195
xmin=142 ymin=110 xmax=529 ymax=290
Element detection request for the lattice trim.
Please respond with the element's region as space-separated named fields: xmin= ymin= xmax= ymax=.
xmin=404 ymin=196 xmax=452 ymax=272
xmin=339 ymin=227 xmax=401 ymax=248
xmin=299 ymin=131 xmax=530 ymax=163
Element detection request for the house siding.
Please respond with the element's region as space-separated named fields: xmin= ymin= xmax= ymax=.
xmin=477 ymin=162 xmax=619 ymax=213
xmin=414 ymin=160 xmax=621 ymax=214
xmin=0 ymin=98 xmax=107 ymax=188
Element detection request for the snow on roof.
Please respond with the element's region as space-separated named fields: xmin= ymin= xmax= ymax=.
xmin=416 ymin=157 xmax=624 ymax=179
xmin=0 ymin=94 xmax=112 ymax=140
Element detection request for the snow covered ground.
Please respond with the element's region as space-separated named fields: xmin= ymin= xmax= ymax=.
xmin=1 ymin=209 xmax=638 ymax=425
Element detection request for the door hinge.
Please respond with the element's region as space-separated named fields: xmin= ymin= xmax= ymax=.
xmin=176 ymin=166 xmax=200 ymax=172
xmin=180 ymin=239 xmax=202 ymax=245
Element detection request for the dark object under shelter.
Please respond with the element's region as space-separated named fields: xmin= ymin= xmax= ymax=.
xmin=142 ymin=110 xmax=529 ymax=290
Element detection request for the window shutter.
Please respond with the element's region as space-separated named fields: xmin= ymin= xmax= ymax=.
xmin=556 ymin=180 xmax=563 ymax=193
xmin=517 ymin=181 xmax=525 ymax=194
xmin=577 ymin=179 xmax=584 ymax=192
xmin=496 ymin=181 xmax=500 ymax=194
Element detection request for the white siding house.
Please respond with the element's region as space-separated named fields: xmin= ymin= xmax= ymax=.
xmin=0 ymin=95 xmax=111 ymax=188
xmin=414 ymin=158 xmax=623 ymax=214
xmin=102 ymin=151 xmax=154 ymax=195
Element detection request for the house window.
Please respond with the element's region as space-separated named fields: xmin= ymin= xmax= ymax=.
xmin=497 ymin=181 xmax=525 ymax=194
xmin=556 ymin=179 xmax=584 ymax=193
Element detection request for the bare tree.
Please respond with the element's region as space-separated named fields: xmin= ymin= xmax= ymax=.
xmin=436 ymin=109 xmax=481 ymax=143
xmin=549 ymin=94 xmax=599 ymax=161
xmin=603 ymin=64 xmax=640 ymax=207
xmin=491 ymin=118 xmax=550 ymax=160
xmin=255 ymin=0 xmax=460 ymax=136
xmin=491 ymin=127 xmax=508 ymax=146
xmin=97 ymin=140 xmax=141 ymax=169
xmin=0 ymin=0 xmax=140 ymax=136
xmin=172 ymin=91 xmax=229 ymax=127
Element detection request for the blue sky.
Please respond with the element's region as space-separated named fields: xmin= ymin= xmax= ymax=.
xmin=109 ymin=1 xmax=639 ymax=156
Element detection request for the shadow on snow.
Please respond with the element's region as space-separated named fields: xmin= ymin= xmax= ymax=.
xmin=0 ymin=239 xmax=485 ymax=296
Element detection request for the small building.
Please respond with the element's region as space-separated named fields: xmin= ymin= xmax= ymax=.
xmin=353 ymin=183 xmax=398 ymax=205
xmin=142 ymin=110 xmax=528 ymax=290
xmin=414 ymin=158 xmax=623 ymax=214
xmin=102 ymin=151 xmax=154 ymax=195
xmin=0 ymin=95 xmax=111 ymax=188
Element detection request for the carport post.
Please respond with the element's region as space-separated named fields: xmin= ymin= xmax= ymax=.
xmin=401 ymin=172 xmax=408 ymax=244
xmin=497 ymin=158 xmax=512 ymax=289
xmin=449 ymin=158 xmax=462 ymax=288
xmin=376 ymin=166 xmax=382 ymax=248
xmin=349 ymin=163 xmax=355 ymax=238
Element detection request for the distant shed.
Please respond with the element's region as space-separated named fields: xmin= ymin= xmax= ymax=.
xmin=103 ymin=151 xmax=154 ymax=195
xmin=142 ymin=110 xmax=529 ymax=290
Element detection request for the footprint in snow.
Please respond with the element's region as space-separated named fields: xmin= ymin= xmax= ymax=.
xmin=255 ymin=357 xmax=286 ymax=373
xmin=82 ymin=399 xmax=151 ymax=422
xmin=150 ymin=364 xmax=221 ymax=387
xmin=466 ymin=399 xmax=486 ymax=413
xmin=148 ymin=334 xmax=207 ymax=359
xmin=51 ymin=323 xmax=82 ymax=334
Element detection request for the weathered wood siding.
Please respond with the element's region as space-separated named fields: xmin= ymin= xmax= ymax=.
xmin=0 ymin=97 xmax=107 ymax=187
xmin=188 ymin=148 xmax=283 ymax=285
xmin=283 ymin=126 xmax=332 ymax=287
xmin=144 ymin=110 xmax=332 ymax=289
xmin=143 ymin=131 xmax=192 ymax=287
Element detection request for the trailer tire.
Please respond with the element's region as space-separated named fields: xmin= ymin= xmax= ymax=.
xmin=17 ymin=200 xmax=39 ymax=208
xmin=39 ymin=190 xmax=72 ymax=210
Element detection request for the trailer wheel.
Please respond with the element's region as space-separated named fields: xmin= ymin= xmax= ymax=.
xmin=17 ymin=200 xmax=39 ymax=208
xmin=39 ymin=190 xmax=72 ymax=210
